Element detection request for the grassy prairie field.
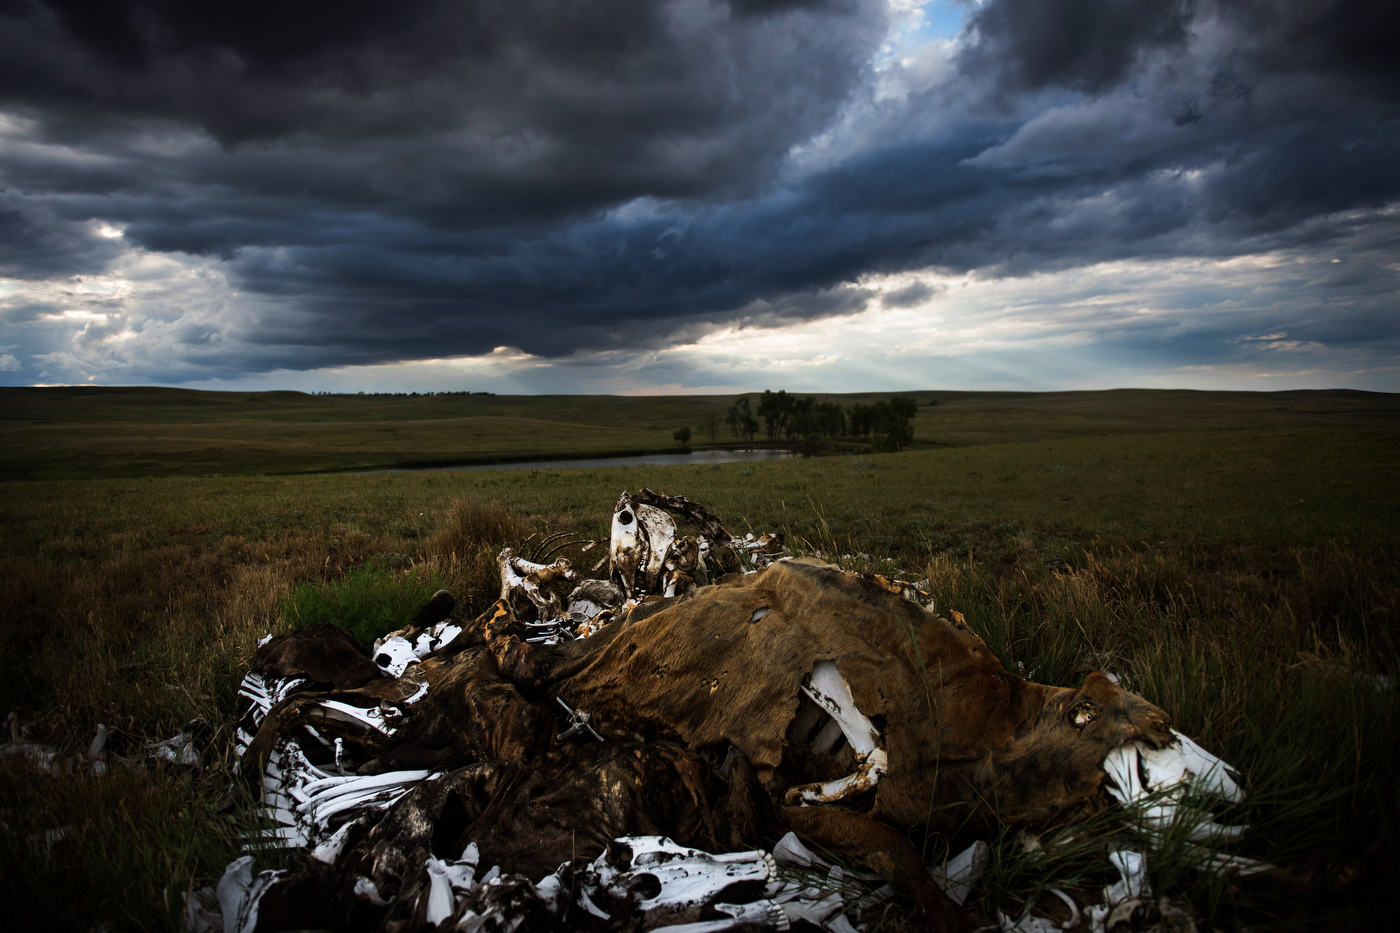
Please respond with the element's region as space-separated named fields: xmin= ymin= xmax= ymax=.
xmin=1 ymin=387 xmax=1397 ymax=929
xmin=7 ymin=384 xmax=1391 ymax=480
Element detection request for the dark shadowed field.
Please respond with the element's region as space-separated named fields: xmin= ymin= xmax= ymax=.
xmin=1 ymin=387 xmax=1396 ymax=929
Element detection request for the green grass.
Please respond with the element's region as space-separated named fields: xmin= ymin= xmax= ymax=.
xmin=282 ymin=563 xmax=449 ymax=648
xmin=1 ymin=390 xmax=1396 ymax=929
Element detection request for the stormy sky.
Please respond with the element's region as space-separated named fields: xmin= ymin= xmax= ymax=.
xmin=1 ymin=0 xmax=1397 ymax=393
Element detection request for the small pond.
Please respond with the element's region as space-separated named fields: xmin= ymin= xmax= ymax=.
xmin=373 ymin=449 xmax=799 ymax=473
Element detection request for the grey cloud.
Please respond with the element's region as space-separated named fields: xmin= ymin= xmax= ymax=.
xmin=0 ymin=199 xmax=126 ymax=278
xmin=0 ymin=300 xmax=62 ymax=325
xmin=1219 ymin=0 xmax=1400 ymax=90
xmin=958 ymin=0 xmax=1400 ymax=97
xmin=882 ymin=281 xmax=936 ymax=308
xmin=959 ymin=0 xmax=1194 ymax=94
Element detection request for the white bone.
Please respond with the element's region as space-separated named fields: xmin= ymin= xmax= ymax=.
xmin=1105 ymin=849 xmax=1149 ymax=904
xmin=771 ymin=832 xmax=830 ymax=870
xmin=1049 ymin=887 xmax=1080 ymax=929
xmin=310 ymin=820 xmax=357 ymax=864
xmin=88 ymin=724 xmax=108 ymax=761
xmin=661 ymin=900 xmax=791 ymax=933
xmin=304 ymin=785 xmax=415 ymax=825
xmin=216 ymin=857 xmax=254 ymax=933
xmin=785 ymin=661 xmax=888 ymax=804
xmin=216 ymin=856 xmax=280 ymax=933
xmin=499 ymin=550 xmax=576 ymax=616
xmin=610 ymin=504 xmax=644 ymax=594
xmin=409 ymin=620 xmax=462 ymax=657
xmin=1102 ymin=734 xmax=1249 ymax=848
xmin=778 ymin=890 xmax=844 ymax=927
xmin=372 ymin=637 xmax=418 ymax=677
xmin=593 ymin=836 xmax=776 ymax=912
xmin=314 ymin=699 xmax=401 ymax=734
xmin=1140 ymin=729 xmax=1243 ymax=803
xmin=297 ymin=769 xmax=432 ymax=807
xmin=930 ymin=840 xmax=989 ymax=906
xmin=353 ymin=876 xmax=389 ymax=906
xmin=635 ymin=505 xmax=675 ymax=592
xmin=801 ymin=661 xmax=879 ymax=756
xmin=424 ymin=856 xmax=455 ymax=925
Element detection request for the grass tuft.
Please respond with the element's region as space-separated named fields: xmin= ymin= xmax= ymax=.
xmin=282 ymin=564 xmax=449 ymax=647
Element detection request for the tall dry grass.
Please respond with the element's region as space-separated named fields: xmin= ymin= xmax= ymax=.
xmin=422 ymin=494 xmax=524 ymax=609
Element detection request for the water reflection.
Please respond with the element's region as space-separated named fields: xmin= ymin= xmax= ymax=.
xmin=373 ymin=449 xmax=799 ymax=473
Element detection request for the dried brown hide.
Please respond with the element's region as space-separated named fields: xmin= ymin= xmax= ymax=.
xmin=514 ymin=558 xmax=1172 ymax=832
xmin=254 ymin=622 xmax=384 ymax=690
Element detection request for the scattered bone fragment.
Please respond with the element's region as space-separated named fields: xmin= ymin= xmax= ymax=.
xmin=738 ymin=531 xmax=790 ymax=567
xmin=88 ymin=723 xmax=108 ymax=761
xmin=499 ymin=548 xmax=576 ymax=619
xmin=147 ymin=720 xmax=206 ymax=770
xmin=930 ymin=841 xmax=990 ymax=907
xmin=6 ymin=710 xmax=31 ymax=743
xmin=1081 ymin=850 xmax=1201 ymax=933
xmin=370 ymin=636 xmax=418 ymax=677
xmin=554 ymin=697 xmax=604 ymax=741
xmin=216 ymin=856 xmax=281 ymax=933
xmin=1101 ymin=734 xmax=1247 ymax=844
xmin=1 ymin=741 xmax=61 ymax=775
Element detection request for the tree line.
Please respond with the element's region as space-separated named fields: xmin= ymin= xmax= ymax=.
xmin=722 ymin=390 xmax=923 ymax=452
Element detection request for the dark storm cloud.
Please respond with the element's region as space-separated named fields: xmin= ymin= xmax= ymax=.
xmin=958 ymin=0 xmax=1400 ymax=96
xmin=0 ymin=0 xmax=887 ymax=269
xmin=959 ymin=0 xmax=1194 ymax=93
xmin=0 ymin=0 xmax=1398 ymax=379
xmin=1218 ymin=0 xmax=1400 ymax=89
xmin=1 ymin=0 xmax=877 ymax=185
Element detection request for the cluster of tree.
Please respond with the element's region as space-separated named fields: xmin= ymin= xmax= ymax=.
xmin=726 ymin=397 xmax=760 ymax=443
xmin=756 ymin=390 xmax=848 ymax=443
xmin=846 ymin=396 xmax=919 ymax=451
xmin=724 ymin=391 xmax=921 ymax=452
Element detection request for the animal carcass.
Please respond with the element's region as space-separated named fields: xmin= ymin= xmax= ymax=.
xmin=212 ymin=491 xmax=1247 ymax=933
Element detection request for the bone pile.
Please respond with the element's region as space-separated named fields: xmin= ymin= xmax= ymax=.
xmin=196 ymin=488 xmax=1263 ymax=933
